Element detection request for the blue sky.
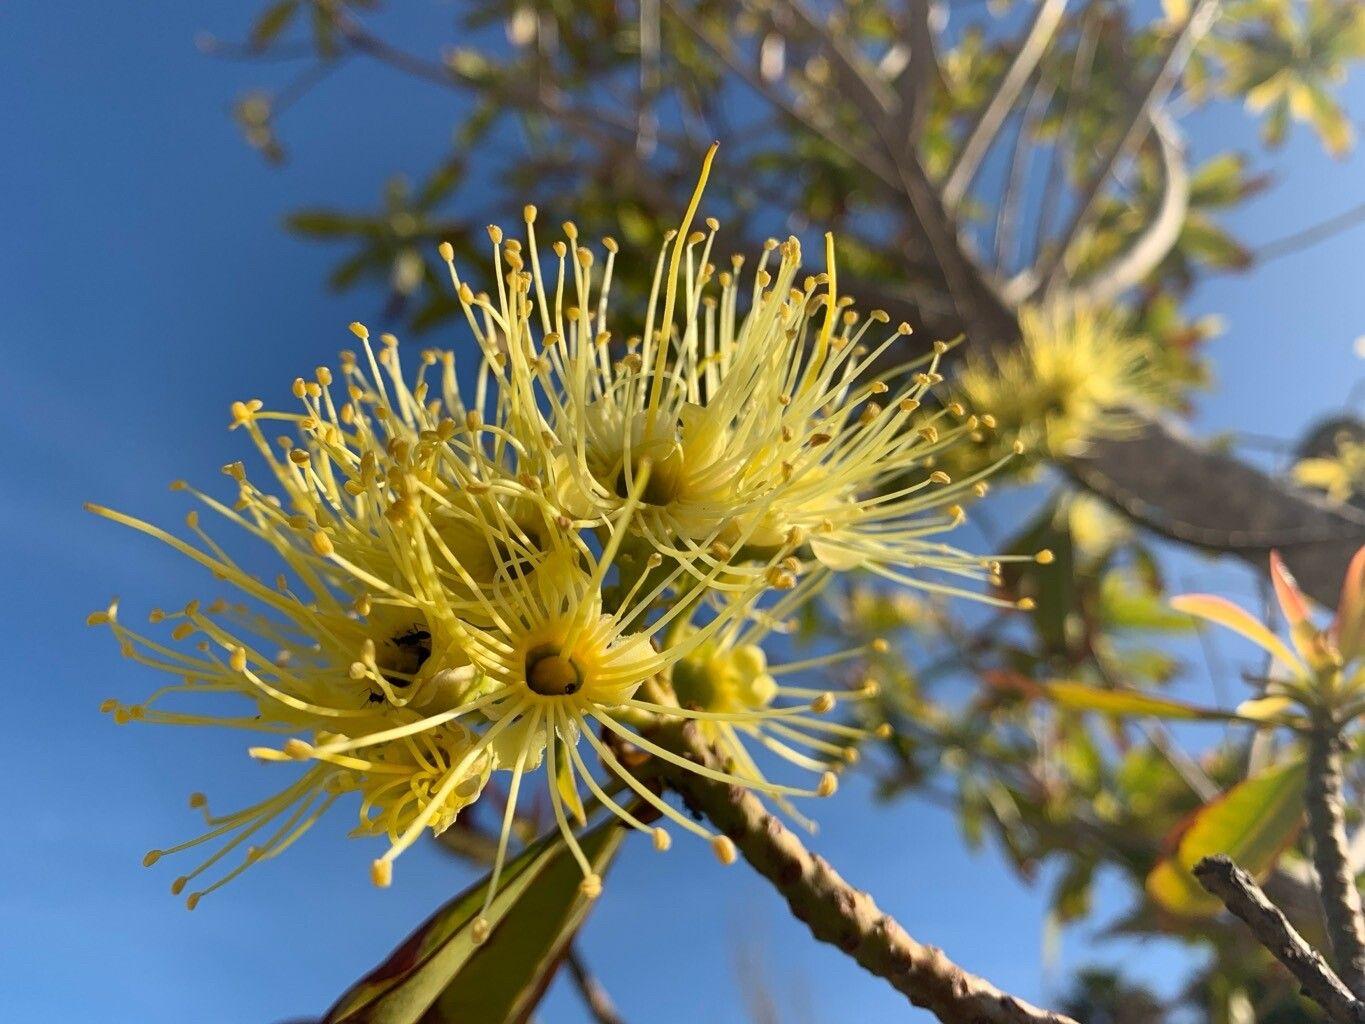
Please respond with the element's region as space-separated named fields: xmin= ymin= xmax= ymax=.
xmin=3 ymin=4 xmax=1364 ymax=1022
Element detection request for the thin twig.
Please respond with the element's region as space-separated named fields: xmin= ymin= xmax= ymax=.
xmin=1255 ymin=199 xmax=1365 ymax=264
xmin=643 ymin=722 xmax=1079 ymax=1024
xmin=1022 ymin=0 xmax=1221 ymax=299
xmin=1033 ymin=3 xmax=1099 ymax=265
xmin=994 ymin=78 xmax=1055 ymax=272
xmin=565 ymin=945 xmax=628 ymax=1024
xmin=942 ymin=0 xmax=1069 ymax=212
xmin=1067 ymin=108 xmax=1190 ymax=304
xmin=1194 ymin=855 xmax=1365 ymax=1024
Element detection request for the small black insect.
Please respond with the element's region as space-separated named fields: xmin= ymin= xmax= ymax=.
xmin=370 ymin=625 xmax=433 ymax=701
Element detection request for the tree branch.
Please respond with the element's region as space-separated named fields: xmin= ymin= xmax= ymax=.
xmin=1066 ymin=415 xmax=1365 ymax=606
xmin=941 ymin=0 xmax=1069 ymax=213
xmin=565 ymin=945 xmax=628 ymax=1024
xmin=1022 ymin=0 xmax=1221 ymax=299
xmin=1307 ymin=719 xmax=1365 ymax=997
xmin=1066 ymin=108 xmax=1190 ymax=304
xmin=1193 ymin=855 xmax=1365 ymax=1024
xmin=894 ymin=0 xmax=942 ymax=144
xmin=643 ymin=721 xmax=1079 ymax=1024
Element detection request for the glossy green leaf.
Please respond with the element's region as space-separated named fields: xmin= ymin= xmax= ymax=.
xmin=1147 ymin=760 xmax=1307 ymax=915
xmin=287 ymin=210 xmax=376 ymax=239
xmin=324 ymin=821 xmax=625 ymax=1024
xmin=1040 ymin=681 xmax=1242 ymax=722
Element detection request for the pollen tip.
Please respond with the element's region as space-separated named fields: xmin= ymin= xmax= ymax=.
xmin=874 ymin=723 xmax=893 ymax=739
xmin=142 ymin=850 xmax=162 ymax=868
xmin=185 ymin=892 xmax=202 ymax=911
xmin=370 ymin=858 xmax=393 ymax=889
xmin=283 ymin=738 xmax=314 ymax=760
xmin=652 ymin=827 xmax=672 ymax=852
xmin=579 ymin=874 xmax=603 ymax=899
xmin=348 ymin=322 xmax=369 ymax=341
xmin=437 ymin=241 xmax=455 ymax=261
xmin=870 ymin=638 xmax=889 ymax=654
xmin=171 ymin=876 xmax=188 ymax=896
xmin=817 ymin=771 xmax=838 ymax=798
xmin=188 ymin=792 xmax=207 ymax=809
xmin=810 ymin=692 xmax=836 ymax=714
xmin=1035 ymin=549 xmax=1055 ymax=565
xmin=842 ymin=746 xmax=861 ymax=764
xmin=523 ymin=204 xmax=537 ymax=223
xmin=710 ymin=835 xmax=738 ymax=866
xmin=99 ymin=698 xmax=118 ymax=713
xmin=1016 ymin=597 xmax=1037 ymax=611
xmin=471 ymin=916 xmax=491 ymax=944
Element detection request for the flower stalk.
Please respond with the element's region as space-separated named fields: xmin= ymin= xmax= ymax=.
xmin=639 ymin=719 xmax=1077 ymax=1024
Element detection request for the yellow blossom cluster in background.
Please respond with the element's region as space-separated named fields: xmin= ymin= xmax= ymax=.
xmin=948 ymin=300 xmax=1160 ymax=475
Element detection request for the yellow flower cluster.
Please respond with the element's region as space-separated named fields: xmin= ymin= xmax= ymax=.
xmin=1294 ymin=429 xmax=1365 ymax=505
xmin=88 ymin=151 xmax=1038 ymax=932
xmin=954 ymin=300 xmax=1157 ymax=467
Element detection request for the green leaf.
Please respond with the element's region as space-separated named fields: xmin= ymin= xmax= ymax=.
xmin=1099 ymin=572 xmax=1197 ymax=633
xmin=324 ymin=821 xmax=625 ymax=1024
xmin=287 ymin=210 xmax=374 ymax=238
xmin=1040 ymin=681 xmax=1242 ymax=721
xmin=1001 ymin=501 xmax=1073 ymax=655
xmin=1146 ymin=760 xmax=1307 ymax=915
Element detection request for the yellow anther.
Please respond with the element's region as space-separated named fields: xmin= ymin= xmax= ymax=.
xmin=284 ymin=738 xmax=314 ymax=760
xmin=711 ymin=836 xmax=738 ymax=866
xmin=371 ymin=859 xmax=393 ymax=888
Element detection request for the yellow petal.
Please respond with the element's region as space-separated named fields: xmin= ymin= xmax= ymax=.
xmin=1234 ymin=695 xmax=1294 ymax=722
xmin=1170 ymin=594 xmax=1305 ymax=675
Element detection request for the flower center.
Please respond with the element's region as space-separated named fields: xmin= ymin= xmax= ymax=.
xmin=525 ymin=643 xmax=584 ymax=696
xmin=380 ymin=624 xmax=432 ymax=687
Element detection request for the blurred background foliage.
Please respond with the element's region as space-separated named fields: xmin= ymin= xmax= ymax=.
xmin=203 ymin=0 xmax=1365 ymax=1020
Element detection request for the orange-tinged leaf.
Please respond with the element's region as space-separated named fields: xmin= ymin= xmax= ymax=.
xmin=1269 ymin=551 xmax=1311 ymax=627
xmin=1146 ymin=760 xmax=1307 ymax=915
xmin=1333 ymin=545 xmax=1365 ymax=661
xmin=1270 ymin=551 xmax=1336 ymax=669
xmin=1170 ymin=594 xmax=1305 ymax=675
